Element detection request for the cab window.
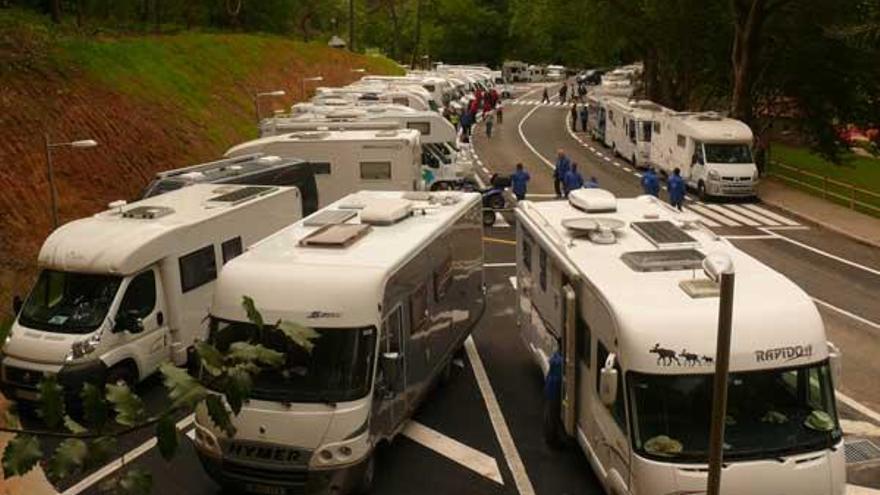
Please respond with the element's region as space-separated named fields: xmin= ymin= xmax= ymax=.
xmin=119 ymin=270 xmax=156 ymax=319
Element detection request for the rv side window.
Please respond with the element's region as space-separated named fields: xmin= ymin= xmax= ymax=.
xmin=221 ymin=237 xmax=243 ymax=264
xmin=677 ymin=134 xmax=686 ymax=148
xmin=410 ymin=284 xmax=428 ymax=334
xmin=597 ymin=340 xmax=627 ymax=429
xmin=179 ymin=245 xmax=217 ymax=293
xmin=653 ymin=122 xmax=661 ymax=134
xmin=577 ymin=316 xmax=591 ymax=368
xmin=522 ymin=234 xmax=533 ymax=272
xmin=118 ymin=270 xmax=156 ymax=319
xmin=407 ymin=122 xmax=431 ymax=136
xmin=434 ymin=255 xmax=453 ymax=301
xmin=312 ymin=162 xmax=331 ymax=175
xmin=383 ymin=306 xmax=403 ymax=353
xmin=360 ymin=161 xmax=392 ymax=181
xmin=392 ymin=97 xmax=409 ymax=107
xmin=539 ymin=248 xmax=548 ymax=292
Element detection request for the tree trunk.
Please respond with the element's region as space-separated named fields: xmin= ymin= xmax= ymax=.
xmin=154 ymin=0 xmax=161 ymax=33
xmin=730 ymin=0 xmax=769 ymax=123
xmin=49 ymin=0 xmax=61 ymax=23
xmin=410 ymin=0 xmax=422 ymax=68
xmin=387 ymin=0 xmax=400 ymax=61
xmin=76 ymin=0 xmax=84 ymax=27
xmin=349 ymin=0 xmax=355 ymax=52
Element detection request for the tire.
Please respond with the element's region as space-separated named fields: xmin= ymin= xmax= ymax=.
xmin=106 ymin=362 xmax=136 ymax=387
xmin=482 ymin=210 xmax=496 ymax=227
xmin=353 ymin=454 xmax=375 ymax=494
xmin=430 ymin=181 xmax=452 ymax=191
xmin=698 ymin=181 xmax=709 ymax=202
xmin=488 ymin=194 xmax=505 ymax=210
xmin=631 ymin=155 xmax=638 ymax=168
xmin=542 ymin=397 xmax=564 ymax=449
xmin=611 ymin=143 xmax=617 ymax=157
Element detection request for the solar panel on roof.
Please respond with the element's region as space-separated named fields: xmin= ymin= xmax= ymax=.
xmin=631 ymin=221 xmax=696 ymax=248
xmin=208 ymin=186 xmax=276 ymax=205
xmin=299 ymin=223 xmax=372 ymax=248
xmin=304 ymin=209 xmax=357 ymax=227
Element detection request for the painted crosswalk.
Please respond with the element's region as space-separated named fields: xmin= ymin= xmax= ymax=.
xmin=510 ymin=100 xmax=572 ymax=107
xmin=684 ymin=202 xmax=802 ymax=229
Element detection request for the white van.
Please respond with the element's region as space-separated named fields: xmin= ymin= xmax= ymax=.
xmin=225 ymin=129 xmax=422 ymax=208
xmin=515 ymin=190 xmax=844 ymax=495
xmin=260 ymin=106 xmax=472 ymax=188
xmin=0 ymin=185 xmax=302 ymax=400
xmin=605 ymin=100 xmax=665 ymax=168
xmin=547 ymin=65 xmax=566 ymax=81
xmin=315 ymin=86 xmax=432 ymax=112
xmin=651 ymin=112 xmax=759 ymax=200
xmin=192 ymin=190 xmax=485 ymax=494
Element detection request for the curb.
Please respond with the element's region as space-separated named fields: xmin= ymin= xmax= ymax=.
xmin=759 ymin=193 xmax=880 ymax=250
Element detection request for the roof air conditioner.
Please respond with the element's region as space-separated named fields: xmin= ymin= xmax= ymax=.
xmin=360 ymin=198 xmax=412 ymax=225
xmin=569 ymin=189 xmax=617 ymax=213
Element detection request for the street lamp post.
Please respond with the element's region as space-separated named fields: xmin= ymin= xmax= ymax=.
xmin=300 ymin=76 xmax=324 ymax=101
xmin=44 ymin=135 xmax=98 ymax=228
xmin=703 ymin=252 xmax=736 ymax=495
xmin=253 ymin=90 xmax=286 ymax=123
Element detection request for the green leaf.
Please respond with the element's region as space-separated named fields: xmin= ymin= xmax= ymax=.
xmin=205 ymin=394 xmax=236 ymax=437
xmin=114 ymin=467 xmax=152 ymax=495
xmin=276 ymin=320 xmax=320 ymax=354
xmin=47 ymin=438 xmax=87 ymax=481
xmin=81 ymin=382 xmax=108 ymax=430
xmin=0 ymin=318 xmax=11 ymax=348
xmin=224 ymin=366 xmax=253 ymax=415
xmin=64 ymin=415 xmax=87 ymax=434
xmin=2 ymin=435 xmax=43 ymax=477
xmin=156 ymin=414 xmax=178 ymax=462
xmin=242 ymin=295 xmax=264 ymax=329
xmin=195 ymin=341 xmax=224 ymax=376
xmin=160 ymin=362 xmax=207 ymax=409
xmin=37 ymin=374 xmax=64 ymax=429
xmin=105 ymin=383 xmax=147 ymax=427
xmin=227 ymin=342 xmax=284 ymax=368
xmin=85 ymin=437 xmax=117 ymax=469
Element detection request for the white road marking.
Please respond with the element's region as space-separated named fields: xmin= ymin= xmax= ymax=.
xmin=596 ymin=152 xmax=605 ymax=158
xmin=509 ymin=276 xmax=518 ymax=289
xmin=402 ymin=421 xmax=504 ymax=486
xmin=484 ymin=262 xmax=516 ymax=268
xmin=613 ymin=162 xmax=621 ymax=168
xmin=742 ymin=203 xmax=801 ymax=226
xmin=63 ymin=414 xmax=195 ymax=495
xmin=494 ymin=212 xmax=512 ymax=228
xmin=622 ymin=166 xmax=632 ymax=172
xmin=722 ymin=234 xmax=778 ymax=240
xmin=726 ymin=204 xmax=781 ymax=226
xmin=847 ymin=484 xmax=880 ymax=495
xmin=841 ymin=419 xmax=880 ymax=437
xmin=186 ymin=428 xmax=196 ymax=439
xmin=837 ymin=391 xmax=880 ymax=425
xmin=481 ymin=167 xmax=490 ymax=174
xmin=682 ymin=208 xmax=722 ymax=227
xmin=517 ymin=104 xmax=555 ymax=170
xmin=687 ymin=204 xmax=742 ymax=227
xmin=703 ymin=204 xmax=761 ymax=226
xmin=465 ymin=336 xmax=536 ymax=495
xmin=525 ymin=193 xmax=558 ymax=198
xmin=604 ymin=157 xmax=613 ymax=163
xmin=758 ymin=228 xmax=880 ymax=277
xmin=812 ymin=297 xmax=880 ymax=331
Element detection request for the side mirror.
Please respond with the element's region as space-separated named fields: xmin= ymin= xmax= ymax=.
xmin=12 ymin=296 xmax=23 ymax=316
xmin=380 ymin=352 xmax=404 ymax=395
xmin=599 ymin=354 xmax=619 ymax=407
xmin=691 ymin=154 xmax=699 ymax=165
xmin=827 ymin=341 xmax=842 ymax=388
xmin=114 ymin=313 xmax=144 ymax=334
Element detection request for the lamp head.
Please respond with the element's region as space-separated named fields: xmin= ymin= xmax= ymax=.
xmin=702 ymin=252 xmax=734 ymax=282
xmin=70 ymin=139 xmax=98 ymax=148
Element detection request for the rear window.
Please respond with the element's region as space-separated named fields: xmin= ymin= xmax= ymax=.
xmin=360 ymin=161 xmax=392 ymax=181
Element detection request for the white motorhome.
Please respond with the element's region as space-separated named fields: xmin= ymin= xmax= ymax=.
xmin=0 ymin=185 xmax=302 ymax=400
xmin=604 ymin=100 xmax=665 ymax=168
xmin=225 ymin=129 xmax=422 ymax=208
xmin=515 ymin=190 xmax=844 ymax=495
xmin=313 ymin=87 xmax=431 ymax=112
xmin=547 ymin=65 xmax=566 ymax=81
xmin=503 ymin=60 xmax=529 ymax=82
xmin=192 ymin=190 xmax=485 ymax=494
xmin=651 ymin=112 xmax=759 ymax=200
xmin=260 ymin=106 xmax=473 ymax=188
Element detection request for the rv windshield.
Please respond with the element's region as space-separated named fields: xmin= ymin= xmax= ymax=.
xmin=628 ymin=361 xmax=840 ymax=463
xmin=208 ymin=319 xmax=377 ymax=403
xmin=703 ymin=143 xmax=753 ymax=164
xmin=19 ymin=270 xmax=122 ymax=334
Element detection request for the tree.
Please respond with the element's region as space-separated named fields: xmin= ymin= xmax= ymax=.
xmin=1 ymin=297 xmax=318 ymax=494
xmin=49 ymin=0 xmax=61 ymax=23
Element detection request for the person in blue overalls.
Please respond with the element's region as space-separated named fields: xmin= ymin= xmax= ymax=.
xmin=544 ymin=350 xmax=564 ymax=447
xmin=586 ymin=176 xmax=599 ymax=189
xmin=668 ymin=167 xmax=686 ymax=211
xmin=510 ymin=163 xmax=531 ymax=201
xmin=641 ymin=167 xmax=661 ymax=197
xmin=563 ymin=162 xmax=584 ymax=197
xmin=553 ymin=149 xmax=571 ymax=198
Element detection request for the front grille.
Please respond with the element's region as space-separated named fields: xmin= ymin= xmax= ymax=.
xmin=223 ymin=460 xmax=309 ymax=486
xmin=3 ymin=366 xmax=43 ymax=388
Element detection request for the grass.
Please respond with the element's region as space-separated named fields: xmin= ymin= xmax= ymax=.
xmin=768 ymin=143 xmax=880 ymax=216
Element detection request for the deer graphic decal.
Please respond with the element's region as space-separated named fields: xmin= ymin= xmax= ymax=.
xmin=649 ymin=344 xmax=714 ymax=367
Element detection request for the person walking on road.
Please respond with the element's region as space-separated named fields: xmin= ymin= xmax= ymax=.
xmin=570 ymin=103 xmax=578 ymax=130
xmin=496 ymin=101 xmax=504 ymax=124
xmin=485 ymin=111 xmax=495 ymax=139
xmin=563 ymin=162 xmax=584 ymax=197
xmin=510 ymin=163 xmax=531 ymax=201
xmin=579 ymin=104 xmax=589 ymax=132
xmin=553 ymin=149 xmax=571 ymax=198
xmin=667 ymin=167 xmax=686 ymax=211
xmin=542 ymin=87 xmax=550 ymax=104
xmin=586 ymin=176 xmax=599 ymax=189
xmin=641 ymin=167 xmax=661 ymax=197
xmin=460 ymin=110 xmax=473 ymax=143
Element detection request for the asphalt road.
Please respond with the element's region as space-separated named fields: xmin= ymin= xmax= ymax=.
xmin=20 ymin=82 xmax=880 ymax=495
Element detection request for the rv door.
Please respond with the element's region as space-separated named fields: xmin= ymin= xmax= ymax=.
xmin=562 ymin=285 xmax=577 ymax=437
xmin=374 ymin=305 xmax=408 ymax=434
xmin=110 ymin=267 xmax=170 ymax=378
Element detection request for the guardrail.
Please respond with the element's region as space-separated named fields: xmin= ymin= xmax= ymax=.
xmin=767 ymin=161 xmax=880 ymax=217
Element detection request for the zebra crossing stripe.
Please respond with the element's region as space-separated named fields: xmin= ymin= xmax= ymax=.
xmin=704 ymin=204 xmax=760 ymax=226
xmin=688 ymin=204 xmax=741 ymax=227
xmin=494 ymin=212 xmax=511 ymax=228
xmin=682 ymin=208 xmax=722 ymax=227
xmin=742 ymin=204 xmax=800 ymax=226
xmin=726 ymin=204 xmax=781 ymax=226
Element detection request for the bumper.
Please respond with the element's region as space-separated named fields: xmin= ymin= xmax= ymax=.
xmin=196 ymin=449 xmax=369 ymax=495
xmin=0 ymin=356 xmax=105 ymax=402
xmin=707 ymin=181 xmax=756 ymax=197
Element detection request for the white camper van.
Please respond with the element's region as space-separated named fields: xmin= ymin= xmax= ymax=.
xmin=604 ymin=100 xmax=665 ymax=168
xmin=547 ymin=65 xmax=566 ymax=81
xmin=260 ymin=106 xmax=472 ymax=188
xmin=651 ymin=112 xmax=759 ymax=200
xmin=0 ymin=185 xmax=302 ymax=400
xmin=515 ymin=190 xmax=844 ymax=495
xmin=192 ymin=190 xmax=485 ymax=494
xmin=225 ymin=129 xmax=422 ymax=208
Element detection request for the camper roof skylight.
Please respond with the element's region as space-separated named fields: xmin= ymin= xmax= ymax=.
xmin=208 ymin=186 xmax=277 ymax=205
xmin=631 ymin=220 xmax=697 ymax=248
xmin=621 ymin=249 xmax=705 ymax=272
xmin=304 ymin=209 xmax=358 ymax=227
xmin=299 ymin=223 xmax=372 ymax=248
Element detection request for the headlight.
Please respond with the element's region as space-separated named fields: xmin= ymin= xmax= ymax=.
xmin=310 ymin=433 xmax=369 ymax=468
xmin=66 ymin=331 xmax=102 ymax=362
xmin=708 ymin=170 xmax=721 ymax=181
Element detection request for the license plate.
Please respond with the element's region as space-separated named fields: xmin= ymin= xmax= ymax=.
xmin=14 ymin=389 xmax=39 ymax=401
xmin=244 ymin=483 xmax=287 ymax=495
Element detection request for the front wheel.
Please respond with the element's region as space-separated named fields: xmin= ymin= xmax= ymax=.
xmin=353 ymin=454 xmax=375 ymax=494
xmin=431 ymin=181 xmax=452 ymax=191
xmin=488 ymin=194 xmax=505 ymax=210
xmin=697 ymin=181 xmax=709 ymax=202
xmin=482 ymin=209 xmax=496 ymax=227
